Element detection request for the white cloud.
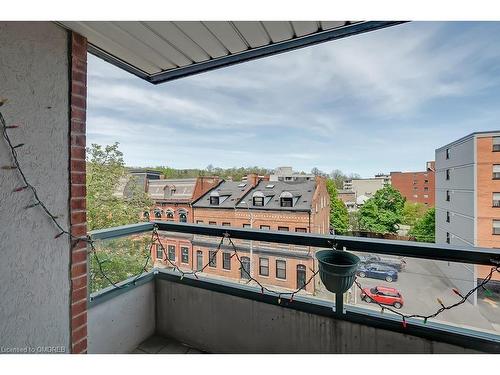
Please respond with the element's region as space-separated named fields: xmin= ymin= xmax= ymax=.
xmin=87 ymin=22 xmax=500 ymax=175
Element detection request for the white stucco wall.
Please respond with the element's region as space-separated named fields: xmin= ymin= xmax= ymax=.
xmin=0 ymin=22 xmax=71 ymax=352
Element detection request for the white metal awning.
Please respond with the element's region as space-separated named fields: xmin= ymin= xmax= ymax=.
xmin=59 ymin=21 xmax=404 ymax=84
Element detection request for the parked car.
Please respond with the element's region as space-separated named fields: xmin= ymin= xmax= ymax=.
xmin=358 ymin=254 xmax=406 ymax=271
xmin=357 ymin=263 xmax=398 ymax=282
xmin=360 ymin=286 xmax=404 ymax=309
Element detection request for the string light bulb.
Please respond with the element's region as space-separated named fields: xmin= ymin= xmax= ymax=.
xmin=437 ymin=298 xmax=445 ymax=308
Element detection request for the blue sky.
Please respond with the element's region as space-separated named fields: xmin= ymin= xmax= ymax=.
xmin=87 ymin=21 xmax=500 ymax=178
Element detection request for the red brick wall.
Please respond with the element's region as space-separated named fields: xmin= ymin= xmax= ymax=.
xmin=475 ymin=137 xmax=500 ymax=281
xmin=69 ymin=32 xmax=88 ymax=354
xmin=390 ymin=168 xmax=435 ymax=207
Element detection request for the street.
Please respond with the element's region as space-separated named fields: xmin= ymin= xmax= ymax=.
xmin=315 ymin=255 xmax=500 ymax=333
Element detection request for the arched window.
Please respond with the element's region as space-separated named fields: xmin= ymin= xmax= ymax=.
xmin=179 ymin=210 xmax=188 ymax=223
xmin=240 ymin=257 xmax=250 ymax=280
xmin=297 ymin=265 xmax=306 ymax=289
xmin=143 ymin=211 xmax=150 ymax=219
xmin=166 ymin=210 xmax=174 ymax=220
xmin=279 ymin=191 xmax=293 ymax=207
xmin=154 ymin=209 xmax=162 ymax=219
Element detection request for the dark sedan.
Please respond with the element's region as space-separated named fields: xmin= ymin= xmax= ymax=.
xmin=357 ymin=263 xmax=398 ymax=282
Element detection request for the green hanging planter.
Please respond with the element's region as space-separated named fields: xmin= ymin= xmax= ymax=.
xmin=316 ymin=249 xmax=360 ymax=294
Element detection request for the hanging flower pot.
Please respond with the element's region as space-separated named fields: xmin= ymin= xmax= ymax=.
xmin=316 ymin=249 xmax=360 ymax=294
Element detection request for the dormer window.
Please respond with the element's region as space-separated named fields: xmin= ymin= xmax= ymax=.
xmin=280 ymin=191 xmax=293 ymax=207
xmin=252 ymin=191 xmax=264 ymax=206
xmin=209 ymin=191 xmax=220 ymax=205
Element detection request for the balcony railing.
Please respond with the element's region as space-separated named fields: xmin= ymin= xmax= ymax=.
xmin=88 ymin=221 xmax=500 ymax=353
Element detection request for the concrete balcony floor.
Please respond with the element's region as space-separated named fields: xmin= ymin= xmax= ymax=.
xmin=132 ymin=335 xmax=206 ymax=354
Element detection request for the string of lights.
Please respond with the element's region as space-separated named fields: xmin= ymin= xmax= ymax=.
xmin=2 ymin=104 xmax=500 ymax=324
xmin=353 ymin=261 xmax=500 ymax=328
xmin=88 ymin=228 xmax=156 ymax=290
xmin=154 ymin=232 xmax=319 ymax=303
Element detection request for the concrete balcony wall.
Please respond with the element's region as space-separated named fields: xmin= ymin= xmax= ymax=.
xmin=155 ymin=278 xmax=480 ymax=354
xmin=88 ymin=280 xmax=155 ymax=354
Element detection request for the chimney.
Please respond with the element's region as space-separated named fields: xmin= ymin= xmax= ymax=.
xmin=246 ymin=173 xmax=259 ymax=187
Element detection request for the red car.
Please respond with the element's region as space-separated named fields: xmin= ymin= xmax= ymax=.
xmin=360 ymin=286 xmax=404 ymax=309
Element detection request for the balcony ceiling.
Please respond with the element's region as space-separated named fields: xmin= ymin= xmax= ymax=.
xmin=59 ymin=21 xmax=405 ymax=84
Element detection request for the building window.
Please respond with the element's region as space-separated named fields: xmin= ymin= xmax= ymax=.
xmin=240 ymin=257 xmax=250 ymax=279
xmin=223 ymin=252 xmax=231 ymax=270
xmin=446 ymin=148 xmax=450 ymax=159
xmin=196 ymin=220 xmax=204 ymax=224
xmin=493 ymin=165 xmax=500 ymax=179
xmin=181 ymin=247 xmax=189 ymax=263
xmin=278 ymin=226 xmax=289 ymax=231
xmin=154 ymin=210 xmax=162 ymax=218
xmin=243 ymin=223 xmax=251 ymax=228
xmin=166 ymin=210 xmax=174 ymax=220
xmin=494 ymin=193 xmax=500 ymax=207
xmin=413 ymin=180 xmax=417 ymax=185
xmin=179 ymin=211 xmax=187 ymax=223
xmin=446 ymin=211 xmax=450 ymax=223
xmin=209 ymin=251 xmax=217 ymax=267
xmin=260 ymin=225 xmax=270 ymax=230
xmin=168 ymin=245 xmax=175 ymax=261
xmin=280 ymin=197 xmax=293 ymax=207
xmin=297 ymin=265 xmax=306 ymax=289
xmin=446 ymin=169 xmax=450 ymax=180
xmin=196 ymin=251 xmax=203 ymax=271
xmin=276 ymin=260 xmax=286 ymax=279
xmin=446 ymin=190 xmax=450 ymax=202
xmin=493 ymin=220 xmax=500 ymax=235
xmin=156 ymin=246 xmax=163 ymax=260
xmin=253 ymin=196 xmax=264 ymax=206
xmin=424 ymin=187 xmax=429 ymax=191
xmin=413 ymin=194 xmax=418 ymax=198
xmin=222 ymin=222 xmax=231 ymax=226
xmin=446 ymin=232 xmax=450 ymax=244
xmin=210 ymin=196 xmax=219 ymax=205
xmin=259 ymin=258 xmax=269 ymax=276
xmin=493 ymin=137 xmax=500 ymax=151
xmin=424 ymin=194 xmax=429 ymax=198
xmin=209 ymin=221 xmax=217 ymax=225
xmin=424 ymin=179 xmax=429 ymax=184
xmin=143 ymin=211 xmax=150 ymax=219
xmin=413 ymin=186 xmax=418 ymax=190
xmin=295 ymin=228 xmax=307 ymax=233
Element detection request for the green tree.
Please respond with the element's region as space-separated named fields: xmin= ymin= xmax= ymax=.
xmin=87 ymin=143 xmax=154 ymax=293
xmin=409 ymin=208 xmax=435 ymax=243
xmin=326 ymin=179 xmax=349 ymax=234
xmin=402 ymin=201 xmax=428 ymax=226
xmin=87 ymin=143 xmax=152 ymax=231
xmin=358 ymin=185 xmax=406 ymax=233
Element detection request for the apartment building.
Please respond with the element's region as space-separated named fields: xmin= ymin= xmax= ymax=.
xmin=343 ymin=175 xmax=389 ymax=208
xmin=390 ymin=161 xmax=435 ymax=207
xmin=153 ymin=175 xmax=330 ymax=293
xmin=436 ymin=132 xmax=500 ymax=291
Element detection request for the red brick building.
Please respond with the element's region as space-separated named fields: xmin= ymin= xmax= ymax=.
xmin=390 ymin=161 xmax=435 ymax=207
xmin=152 ymin=175 xmax=330 ymax=294
xmin=145 ymin=176 xmax=220 ymax=223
